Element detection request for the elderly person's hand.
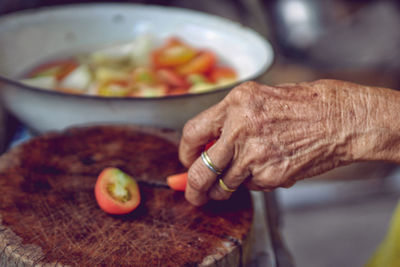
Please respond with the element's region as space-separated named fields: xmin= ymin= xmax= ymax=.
xmin=179 ymin=79 xmax=400 ymax=206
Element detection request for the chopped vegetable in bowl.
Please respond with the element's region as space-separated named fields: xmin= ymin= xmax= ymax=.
xmin=20 ymin=36 xmax=238 ymax=97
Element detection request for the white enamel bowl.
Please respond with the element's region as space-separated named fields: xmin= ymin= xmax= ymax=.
xmin=0 ymin=3 xmax=273 ymax=133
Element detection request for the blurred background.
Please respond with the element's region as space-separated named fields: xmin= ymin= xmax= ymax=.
xmin=1 ymin=1 xmax=400 ymax=266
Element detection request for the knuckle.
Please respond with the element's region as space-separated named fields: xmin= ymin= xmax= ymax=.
xmin=228 ymin=81 xmax=259 ymax=103
xmin=251 ymin=164 xmax=287 ymax=188
xmin=182 ymin=119 xmax=199 ymax=144
xmin=245 ymin=180 xmax=269 ymax=191
xmin=252 ymin=175 xmax=280 ymax=190
xmin=228 ymin=85 xmax=268 ymax=136
xmin=229 ymin=170 xmax=244 ymax=182
xmin=224 ymin=169 xmax=247 ymax=187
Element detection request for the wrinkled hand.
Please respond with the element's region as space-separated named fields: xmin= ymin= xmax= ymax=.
xmin=179 ymin=79 xmax=400 ymax=206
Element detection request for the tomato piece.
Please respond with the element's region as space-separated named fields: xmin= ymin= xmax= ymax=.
xmin=152 ymin=38 xmax=197 ymax=68
xmin=98 ymin=80 xmax=132 ymax=97
xmin=187 ymin=74 xmax=210 ymax=85
xmin=95 ymin=167 xmax=140 ymax=214
xmin=167 ymin=87 xmax=189 ymax=96
xmin=55 ymin=87 xmax=84 ymax=95
xmin=209 ymin=67 xmax=237 ymax=83
xmin=205 ymin=139 xmax=216 ymax=151
xmin=131 ymin=84 xmax=168 ymax=97
xmin=166 ymin=140 xmax=217 ymax=191
xmin=167 ymin=172 xmax=188 ymax=191
xmin=167 ymin=140 xmax=216 ymax=191
xmin=28 ymin=59 xmax=78 ymax=78
xmin=56 ymin=61 xmax=79 ymax=81
xmin=176 ymin=51 xmax=216 ymax=75
xmin=157 ymin=69 xmax=189 ymax=88
xmin=164 ymin=37 xmax=186 ymax=47
xmin=132 ymin=67 xmax=159 ymax=85
xmin=188 ymin=82 xmax=216 ymax=94
xmin=109 ymin=79 xmax=130 ymax=87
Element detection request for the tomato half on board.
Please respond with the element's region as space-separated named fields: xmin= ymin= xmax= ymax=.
xmin=95 ymin=167 xmax=140 ymax=214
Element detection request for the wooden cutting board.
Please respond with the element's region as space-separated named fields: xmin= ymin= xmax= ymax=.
xmin=0 ymin=125 xmax=253 ymax=267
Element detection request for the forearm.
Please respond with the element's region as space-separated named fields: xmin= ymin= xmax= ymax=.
xmin=311 ymin=79 xmax=400 ymax=164
xmin=351 ymin=84 xmax=400 ymax=163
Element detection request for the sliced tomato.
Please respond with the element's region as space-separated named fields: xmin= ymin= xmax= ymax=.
xmin=209 ymin=67 xmax=237 ymax=83
xmin=131 ymin=67 xmax=158 ymax=85
xmin=152 ymin=38 xmax=197 ymax=68
xmin=108 ymin=79 xmax=130 ymax=87
xmin=95 ymin=167 xmax=140 ymax=215
xmin=132 ymin=84 xmax=168 ymax=97
xmin=55 ymin=87 xmax=84 ymax=95
xmin=176 ymin=51 xmax=216 ymax=75
xmin=98 ymin=80 xmax=132 ymax=97
xmin=56 ymin=61 xmax=79 ymax=81
xmin=167 ymin=87 xmax=189 ymax=96
xmin=187 ymin=74 xmax=210 ymax=85
xmin=28 ymin=59 xmax=77 ymax=78
xmin=164 ymin=37 xmax=186 ymax=47
xmin=157 ymin=69 xmax=189 ymax=88
xmin=167 ymin=172 xmax=188 ymax=191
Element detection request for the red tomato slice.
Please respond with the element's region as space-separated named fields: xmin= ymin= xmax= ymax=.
xmin=209 ymin=67 xmax=237 ymax=82
xmin=28 ymin=59 xmax=78 ymax=80
xmin=95 ymin=167 xmax=140 ymax=214
xmin=55 ymin=87 xmax=84 ymax=95
xmin=167 ymin=87 xmax=189 ymax=96
xmin=131 ymin=84 xmax=168 ymax=97
xmin=205 ymin=139 xmax=216 ymax=151
xmin=176 ymin=51 xmax=216 ymax=75
xmin=167 ymin=172 xmax=188 ymax=191
xmin=131 ymin=67 xmax=159 ymax=85
xmin=157 ymin=69 xmax=189 ymax=88
xmin=56 ymin=61 xmax=79 ymax=81
xmin=98 ymin=80 xmax=132 ymax=97
xmin=164 ymin=37 xmax=186 ymax=47
xmin=108 ymin=79 xmax=130 ymax=87
xmin=152 ymin=38 xmax=197 ymax=68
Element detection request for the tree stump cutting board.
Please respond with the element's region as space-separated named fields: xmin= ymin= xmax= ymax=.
xmin=0 ymin=125 xmax=253 ymax=267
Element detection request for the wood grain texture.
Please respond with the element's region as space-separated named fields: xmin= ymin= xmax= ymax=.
xmin=0 ymin=125 xmax=253 ymax=266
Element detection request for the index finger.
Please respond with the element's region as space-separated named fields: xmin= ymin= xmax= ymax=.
xmin=179 ymin=101 xmax=227 ymax=168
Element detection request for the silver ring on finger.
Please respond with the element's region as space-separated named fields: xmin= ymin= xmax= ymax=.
xmin=201 ymin=150 xmax=223 ymax=176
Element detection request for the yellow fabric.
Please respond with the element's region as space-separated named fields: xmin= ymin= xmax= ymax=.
xmin=366 ymin=202 xmax=400 ymax=267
